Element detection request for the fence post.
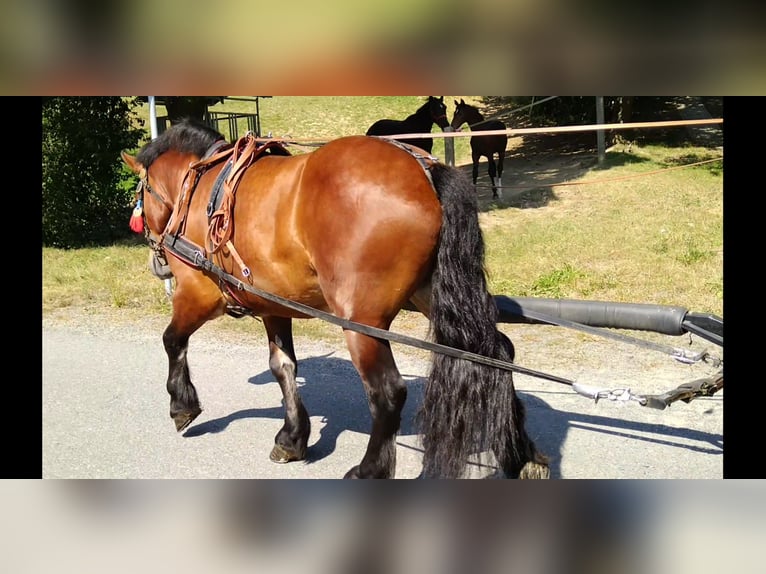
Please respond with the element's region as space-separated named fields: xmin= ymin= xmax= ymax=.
xmin=596 ymin=96 xmax=606 ymax=165
xmin=444 ymin=127 xmax=455 ymax=166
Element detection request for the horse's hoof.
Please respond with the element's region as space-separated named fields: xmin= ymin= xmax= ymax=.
xmin=519 ymin=461 xmax=550 ymax=479
xmin=172 ymin=407 xmax=202 ymax=432
xmin=343 ymin=465 xmax=391 ymax=479
xmin=269 ymin=444 xmax=305 ymax=463
xmin=343 ymin=466 xmax=362 ymax=479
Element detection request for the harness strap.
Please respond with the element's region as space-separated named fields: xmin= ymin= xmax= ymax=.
xmin=372 ymin=137 xmax=438 ymax=187
xmin=206 ymin=159 xmax=234 ymax=217
xmin=155 ymin=133 xmax=290 ymax=280
xmin=166 ymin=236 xmax=725 ymax=409
xmin=162 ymin=220 xmax=722 ymax=410
xmin=164 ymin=168 xmax=199 ymax=240
xmin=641 ymin=371 xmax=724 ymax=410
xmin=164 ymin=138 xmax=231 ymax=241
xmin=162 ymin=232 xmax=569 ymax=382
xmin=143 ymin=136 xmax=723 ymax=409
xmin=206 ymin=134 xmax=260 ymax=257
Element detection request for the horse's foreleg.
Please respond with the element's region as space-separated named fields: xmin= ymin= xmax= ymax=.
xmin=343 ymin=331 xmax=407 ymax=479
xmin=163 ymin=323 xmax=202 ymax=432
xmin=164 ymin=284 xmax=225 ymax=432
xmin=263 ymin=316 xmax=310 ymax=463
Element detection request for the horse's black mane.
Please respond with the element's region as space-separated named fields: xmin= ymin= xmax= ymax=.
xmin=410 ymin=96 xmax=438 ymax=120
xmin=366 ymin=97 xmax=446 ymax=152
xmin=136 ymin=118 xmax=226 ymax=168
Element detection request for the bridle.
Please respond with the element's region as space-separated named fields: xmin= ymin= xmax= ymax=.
xmin=431 ymin=105 xmax=448 ymax=127
xmin=130 ymin=136 xmax=233 ymax=272
xmin=133 ymin=167 xmax=176 ymax=262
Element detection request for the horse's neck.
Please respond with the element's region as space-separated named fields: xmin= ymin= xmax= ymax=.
xmin=152 ymin=151 xmax=204 ymax=217
xmin=407 ymin=107 xmax=434 ymax=129
xmin=466 ymin=110 xmax=485 ymax=128
xmin=154 ymin=155 xmax=192 ymax=197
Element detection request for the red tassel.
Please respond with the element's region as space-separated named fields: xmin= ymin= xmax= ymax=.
xmin=129 ymin=214 xmax=143 ymax=233
xmin=129 ymin=201 xmax=144 ymax=233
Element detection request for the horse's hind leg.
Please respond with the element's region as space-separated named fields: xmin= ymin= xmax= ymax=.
xmin=491 ymin=333 xmax=549 ymax=478
xmin=263 ymin=316 xmax=310 ymax=463
xmin=496 ymin=153 xmax=505 ymax=197
xmin=342 ymin=331 xmax=407 ymax=479
xmin=487 ymin=156 xmax=499 ymax=198
xmin=471 ymin=149 xmax=481 ymax=189
xmin=494 ymin=393 xmax=550 ymax=479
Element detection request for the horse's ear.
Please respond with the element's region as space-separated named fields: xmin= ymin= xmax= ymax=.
xmin=460 ymin=98 xmax=465 ymax=105
xmin=121 ymin=151 xmax=142 ymax=175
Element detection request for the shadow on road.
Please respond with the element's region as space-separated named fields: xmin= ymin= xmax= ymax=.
xmin=184 ymin=353 xmax=722 ymax=478
xmin=522 ymin=394 xmax=723 ymax=479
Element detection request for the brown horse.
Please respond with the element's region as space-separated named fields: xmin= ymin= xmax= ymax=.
xmin=451 ymin=99 xmax=508 ymax=199
xmin=366 ymin=96 xmax=449 ymax=154
xmin=121 ymin=119 xmax=547 ymax=479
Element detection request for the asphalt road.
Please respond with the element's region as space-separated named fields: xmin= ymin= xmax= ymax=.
xmin=42 ymin=312 xmax=723 ymax=479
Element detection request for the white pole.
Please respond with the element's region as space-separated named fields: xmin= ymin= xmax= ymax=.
xmin=148 ymin=96 xmax=158 ymax=140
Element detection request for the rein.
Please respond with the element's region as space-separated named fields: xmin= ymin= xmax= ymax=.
xmin=164 ymin=236 xmax=723 ymax=410
xmin=136 ymin=135 xmax=722 ymax=411
xmin=163 ymin=233 xmax=575 ymax=385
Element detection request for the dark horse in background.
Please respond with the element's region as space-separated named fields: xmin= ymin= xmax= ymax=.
xmin=451 ymin=99 xmax=508 ymax=199
xmin=122 ymin=119 xmax=548 ymax=479
xmin=366 ymin=96 xmax=449 ymax=154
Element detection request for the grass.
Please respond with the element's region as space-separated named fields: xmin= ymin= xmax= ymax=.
xmin=44 ymin=97 xmax=723 ymax=343
xmin=480 ymin=142 xmax=723 ymax=316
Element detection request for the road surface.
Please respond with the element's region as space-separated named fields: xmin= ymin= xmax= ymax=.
xmin=43 ymin=310 xmax=723 ymax=478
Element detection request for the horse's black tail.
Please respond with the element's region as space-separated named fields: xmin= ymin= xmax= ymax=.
xmin=418 ymin=164 xmax=549 ymax=479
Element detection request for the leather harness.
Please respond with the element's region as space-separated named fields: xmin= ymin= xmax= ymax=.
xmin=136 ymin=133 xmax=437 ymax=314
xmin=131 ymin=134 xmax=722 ymax=409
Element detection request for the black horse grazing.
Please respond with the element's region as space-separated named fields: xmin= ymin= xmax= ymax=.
xmin=366 ymin=96 xmax=449 ymax=154
xmin=451 ymin=99 xmax=508 ymax=199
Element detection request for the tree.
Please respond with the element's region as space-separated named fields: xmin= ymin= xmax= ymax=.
xmin=42 ymin=97 xmax=145 ymax=248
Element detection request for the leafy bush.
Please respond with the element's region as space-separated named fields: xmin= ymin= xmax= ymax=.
xmin=42 ymin=97 xmax=146 ymax=248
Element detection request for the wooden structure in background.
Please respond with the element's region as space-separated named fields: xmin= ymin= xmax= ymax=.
xmin=143 ymin=96 xmax=271 ymax=141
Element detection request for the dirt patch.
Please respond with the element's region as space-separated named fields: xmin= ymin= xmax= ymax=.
xmin=457 ymin=96 xmax=723 ymax=209
xmin=460 ymin=129 xmax=599 ymax=209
